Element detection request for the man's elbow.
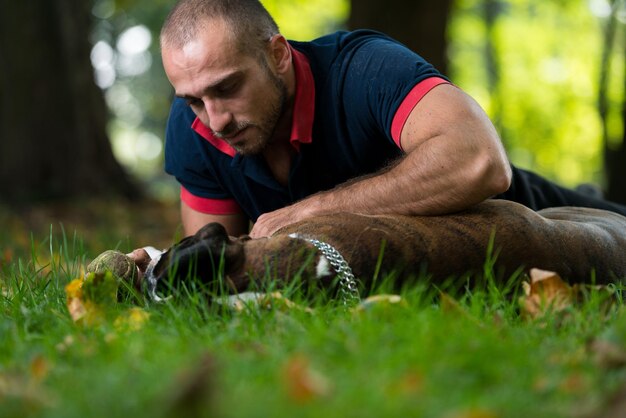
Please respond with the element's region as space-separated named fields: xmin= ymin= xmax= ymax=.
xmin=472 ymin=149 xmax=511 ymax=197
xmin=484 ymin=154 xmax=512 ymax=196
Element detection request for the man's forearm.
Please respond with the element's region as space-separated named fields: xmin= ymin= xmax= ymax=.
xmin=306 ymin=137 xmax=509 ymax=216
xmin=249 ymin=133 xmax=511 ymax=238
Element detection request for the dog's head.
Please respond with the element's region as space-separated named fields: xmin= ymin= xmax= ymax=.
xmin=146 ymin=222 xmax=245 ymax=297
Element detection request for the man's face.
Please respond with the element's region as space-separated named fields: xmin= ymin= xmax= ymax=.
xmin=162 ymin=19 xmax=287 ymax=155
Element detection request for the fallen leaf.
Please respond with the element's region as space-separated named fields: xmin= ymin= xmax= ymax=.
xmin=66 ymin=298 xmax=86 ymax=322
xmin=444 ymin=408 xmax=500 ymax=418
xmin=282 ymin=354 xmax=331 ymax=403
xmin=519 ymin=268 xmax=574 ymax=319
xmin=65 ymin=278 xmax=83 ymax=300
xmin=221 ymin=291 xmax=314 ymax=314
xmin=65 ymin=273 xmax=116 ymax=326
xmin=353 ymin=294 xmax=408 ymax=313
xmin=386 ymin=369 xmax=424 ymax=397
xmin=558 ymin=372 xmax=589 ymax=394
xmin=0 ymin=247 xmax=14 ymax=269
xmin=593 ymin=381 xmax=626 ymax=418
xmin=114 ymin=307 xmax=150 ymax=331
xmin=439 ymin=292 xmax=484 ymax=327
xmin=82 ymin=271 xmax=118 ymax=305
xmin=56 ymin=335 xmax=75 ymax=353
xmin=0 ymin=370 xmax=54 ymax=411
xmin=164 ymin=353 xmax=216 ymax=418
xmin=29 ymin=355 xmax=50 ymax=382
xmin=588 ymin=330 xmax=626 ymax=369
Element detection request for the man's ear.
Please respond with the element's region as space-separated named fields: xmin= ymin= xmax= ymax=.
xmin=268 ymin=34 xmax=291 ymax=74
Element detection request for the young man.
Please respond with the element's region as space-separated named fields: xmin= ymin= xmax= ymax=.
xmin=160 ymin=0 xmax=626 ymax=238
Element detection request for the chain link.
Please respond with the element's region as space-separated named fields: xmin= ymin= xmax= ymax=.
xmin=301 ymin=237 xmax=361 ymax=307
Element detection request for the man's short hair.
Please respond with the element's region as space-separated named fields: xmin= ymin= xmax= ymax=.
xmin=160 ymin=0 xmax=280 ymax=57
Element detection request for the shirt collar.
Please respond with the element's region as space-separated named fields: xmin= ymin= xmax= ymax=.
xmin=191 ymin=44 xmax=316 ymax=156
xmin=288 ymin=45 xmax=315 ymax=151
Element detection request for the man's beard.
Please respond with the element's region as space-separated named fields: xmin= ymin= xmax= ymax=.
xmin=213 ymin=67 xmax=287 ymax=156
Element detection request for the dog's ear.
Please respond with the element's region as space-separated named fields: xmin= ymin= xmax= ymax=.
xmin=152 ymin=222 xmax=243 ymax=285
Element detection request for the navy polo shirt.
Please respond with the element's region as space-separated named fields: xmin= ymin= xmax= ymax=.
xmin=164 ymin=30 xmax=448 ymax=221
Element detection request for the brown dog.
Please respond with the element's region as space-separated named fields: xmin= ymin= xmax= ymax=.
xmin=144 ymin=200 xmax=626 ymax=299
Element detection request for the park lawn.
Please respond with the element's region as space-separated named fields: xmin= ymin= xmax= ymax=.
xmin=1 ymin=201 xmax=625 ymax=418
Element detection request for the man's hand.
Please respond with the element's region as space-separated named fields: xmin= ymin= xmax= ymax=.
xmin=249 ymin=201 xmax=314 ymax=238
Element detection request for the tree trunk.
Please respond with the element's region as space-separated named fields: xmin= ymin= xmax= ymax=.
xmin=482 ymin=0 xmax=503 ymax=134
xmin=599 ymin=0 xmax=626 ymax=204
xmin=348 ymin=0 xmax=453 ymax=75
xmin=605 ymin=49 xmax=626 ymax=204
xmin=0 ymin=1 xmax=138 ymax=203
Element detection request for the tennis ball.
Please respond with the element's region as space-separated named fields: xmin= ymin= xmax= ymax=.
xmin=87 ymin=250 xmax=137 ymax=284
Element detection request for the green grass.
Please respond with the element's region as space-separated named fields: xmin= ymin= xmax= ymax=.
xmin=1 ymin=214 xmax=626 ymax=418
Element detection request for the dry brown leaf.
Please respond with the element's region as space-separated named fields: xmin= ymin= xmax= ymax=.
xmin=588 ymin=338 xmax=626 ymax=369
xmin=444 ymin=408 xmax=501 ymax=418
xmin=0 ymin=370 xmax=54 ymax=410
xmin=66 ymin=296 xmax=87 ymax=322
xmin=282 ymin=354 xmax=331 ymax=403
xmin=593 ymin=381 xmax=626 ymax=418
xmin=0 ymin=247 xmax=14 ymax=269
xmin=163 ymin=353 xmax=216 ymax=418
xmin=519 ymin=268 xmax=574 ymax=319
xmin=386 ymin=370 xmax=424 ymax=397
xmin=439 ymin=292 xmax=484 ymax=327
xmin=558 ymin=372 xmax=589 ymax=394
xmin=29 ymin=355 xmax=50 ymax=382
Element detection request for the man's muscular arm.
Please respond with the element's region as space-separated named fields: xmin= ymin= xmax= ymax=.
xmin=181 ymin=200 xmax=249 ymax=237
xmin=250 ymin=84 xmax=512 ymax=238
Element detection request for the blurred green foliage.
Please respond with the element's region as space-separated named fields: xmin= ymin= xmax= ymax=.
xmin=91 ymin=0 xmax=625 ymax=191
xmin=449 ymin=0 xmax=625 ymax=186
xmin=263 ymin=0 xmax=349 ymax=40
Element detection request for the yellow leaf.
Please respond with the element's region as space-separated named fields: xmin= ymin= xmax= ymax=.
xmin=65 ymin=278 xmax=84 ymax=300
xmin=82 ymin=271 xmax=118 ymax=305
xmin=81 ymin=301 xmax=106 ymax=326
xmin=114 ymin=307 xmax=150 ymax=331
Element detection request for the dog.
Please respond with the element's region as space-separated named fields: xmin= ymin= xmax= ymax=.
xmin=139 ymin=200 xmax=626 ymax=300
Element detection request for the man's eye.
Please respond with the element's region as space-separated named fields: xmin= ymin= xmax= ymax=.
xmin=217 ymin=82 xmax=240 ymax=96
xmin=186 ymin=98 xmax=202 ymax=107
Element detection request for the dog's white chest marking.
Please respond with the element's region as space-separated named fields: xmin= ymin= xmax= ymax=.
xmin=315 ymin=255 xmax=332 ymax=278
xmin=288 ymin=233 xmax=360 ymax=305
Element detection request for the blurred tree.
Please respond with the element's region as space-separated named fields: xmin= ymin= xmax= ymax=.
xmin=0 ymin=1 xmax=137 ymax=202
xmin=450 ymin=1 xmax=607 ymax=187
xmin=482 ymin=0 xmax=503 ymax=133
xmin=598 ymin=0 xmax=626 ymax=204
xmin=348 ymin=0 xmax=453 ymax=75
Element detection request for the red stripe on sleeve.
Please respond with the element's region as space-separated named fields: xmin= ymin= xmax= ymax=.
xmin=390 ymin=77 xmax=450 ymax=150
xmin=181 ymin=187 xmax=242 ymax=215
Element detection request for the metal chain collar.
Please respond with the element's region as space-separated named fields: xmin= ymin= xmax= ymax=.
xmin=299 ymin=236 xmax=361 ymax=306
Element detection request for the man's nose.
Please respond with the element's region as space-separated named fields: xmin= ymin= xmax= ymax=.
xmin=203 ymin=98 xmax=232 ymax=133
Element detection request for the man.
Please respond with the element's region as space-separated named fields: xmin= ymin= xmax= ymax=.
xmin=160 ymin=0 xmax=626 ymax=239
